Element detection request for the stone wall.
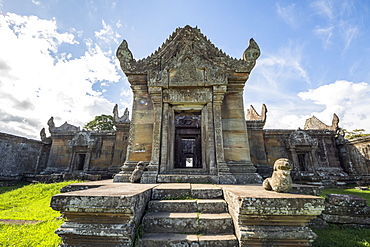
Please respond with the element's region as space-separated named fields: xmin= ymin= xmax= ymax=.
xmin=0 ymin=132 xmax=50 ymax=180
xmin=346 ymin=136 xmax=370 ymax=180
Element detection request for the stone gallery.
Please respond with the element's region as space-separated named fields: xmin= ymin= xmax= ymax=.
xmin=1 ymin=25 xmax=370 ymax=246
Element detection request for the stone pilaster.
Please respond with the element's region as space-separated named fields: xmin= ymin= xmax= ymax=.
xmin=213 ymin=85 xmax=235 ymax=184
xmin=141 ymin=86 xmax=162 ymax=183
xmin=114 ymin=75 xmax=153 ymax=182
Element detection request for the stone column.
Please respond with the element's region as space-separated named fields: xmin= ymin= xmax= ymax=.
xmin=142 ymin=86 xmax=162 ymax=183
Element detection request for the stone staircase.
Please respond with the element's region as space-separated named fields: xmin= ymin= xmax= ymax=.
xmin=138 ymin=183 xmax=238 ymax=247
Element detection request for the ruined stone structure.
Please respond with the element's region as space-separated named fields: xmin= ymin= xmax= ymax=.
xmin=1 ymin=25 xmax=369 ymax=187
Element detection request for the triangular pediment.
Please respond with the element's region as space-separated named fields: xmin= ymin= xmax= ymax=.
xmin=117 ymin=25 xmax=260 ymax=86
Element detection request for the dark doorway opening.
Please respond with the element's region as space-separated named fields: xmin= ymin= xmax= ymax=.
xmin=76 ymin=153 xmax=86 ymax=170
xmin=297 ymin=153 xmax=307 ymax=171
xmin=174 ymin=114 xmax=201 ymax=168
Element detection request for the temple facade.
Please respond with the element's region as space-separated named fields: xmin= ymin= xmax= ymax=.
xmin=113 ymin=25 xmax=262 ymax=184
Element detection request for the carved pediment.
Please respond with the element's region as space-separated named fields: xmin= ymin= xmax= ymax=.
xmin=117 ymin=25 xmax=260 ymax=85
xmin=54 ymin=121 xmax=80 ymax=132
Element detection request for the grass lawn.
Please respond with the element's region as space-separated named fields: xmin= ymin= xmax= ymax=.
xmin=0 ymin=181 xmax=81 ymax=247
xmin=312 ymin=186 xmax=370 ymax=247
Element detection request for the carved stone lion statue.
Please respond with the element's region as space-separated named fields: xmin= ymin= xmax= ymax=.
xmin=129 ymin=161 xmax=147 ymax=183
xmin=263 ymin=158 xmax=293 ymax=193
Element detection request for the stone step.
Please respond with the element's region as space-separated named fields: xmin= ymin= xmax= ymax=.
xmin=148 ymin=199 xmax=228 ymax=213
xmin=142 ymin=212 xmax=234 ymax=234
xmin=152 ymin=183 xmax=223 ymax=200
xmin=157 ymin=174 xmax=219 ymax=184
xmin=139 ymin=233 xmax=238 ymax=247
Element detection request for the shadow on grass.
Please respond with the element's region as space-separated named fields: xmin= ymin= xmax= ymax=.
xmin=0 ymin=181 xmax=30 ymax=194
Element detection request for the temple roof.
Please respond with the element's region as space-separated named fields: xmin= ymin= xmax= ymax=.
xmin=116 ymin=25 xmax=260 ymax=85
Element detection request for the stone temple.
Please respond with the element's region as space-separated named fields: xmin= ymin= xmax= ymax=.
xmin=1 ymin=25 xmax=369 ymax=187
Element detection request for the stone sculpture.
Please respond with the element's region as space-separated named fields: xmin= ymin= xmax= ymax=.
xmin=129 ymin=161 xmax=147 ymax=183
xmin=263 ymin=158 xmax=293 ymax=192
xmin=47 ymin=116 xmax=55 ymax=133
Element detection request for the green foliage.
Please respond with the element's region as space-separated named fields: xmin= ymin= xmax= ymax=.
xmin=84 ymin=114 xmax=115 ymax=131
xmin=0 ymin=180 xmax=81 ymax=247
xmin=344 ymin=129 xmax=370 ymax=140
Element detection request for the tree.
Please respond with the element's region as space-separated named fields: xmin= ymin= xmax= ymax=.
xmin=343 ymin=129 xmax=370 ymax=140
xmin=84 ymin=114 xmax=115 ymax=131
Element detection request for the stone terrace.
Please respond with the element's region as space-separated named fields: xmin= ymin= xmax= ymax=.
xmin=51 ymin=181 xmax=324 ymax=246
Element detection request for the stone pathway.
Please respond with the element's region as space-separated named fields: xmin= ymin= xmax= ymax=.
xmin=138 ymin=183 xmax=238 ymax=246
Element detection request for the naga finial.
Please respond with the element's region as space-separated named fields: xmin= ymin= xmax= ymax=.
xmin=116 ymin=40 xmax=134 ymax=72
xmin=242 ymin=38 xmax=261 ymax=61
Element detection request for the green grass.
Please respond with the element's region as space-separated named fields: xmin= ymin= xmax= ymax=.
xmin=0 ymin=180 xmax=81 ymax=247
xmin=320 ymin=187 xmax=370 ymax=205
xmin=313 ymin=224 xmax=370 ymax=247
xmin=313 ymin=187 xmax=370 ymax=247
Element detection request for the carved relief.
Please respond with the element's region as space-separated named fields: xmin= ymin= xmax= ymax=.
xmin=164 ymin=88 xmax=212 ymax=104
xmin=68 ymin=132 xmax=95 ymax=148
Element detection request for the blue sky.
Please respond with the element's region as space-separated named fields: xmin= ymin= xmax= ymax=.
xmin=1 ymin=0 xmax=370 ymax=139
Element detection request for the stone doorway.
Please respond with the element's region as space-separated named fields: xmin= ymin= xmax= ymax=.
xmin=174 ymin=114 xmax=202 ymax=169
xmin=75 ymin=153 xmax=86 ymax=171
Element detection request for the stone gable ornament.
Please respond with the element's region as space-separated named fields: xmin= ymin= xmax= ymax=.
xmin=263 ymin=158 xmax=293 ymax=192
xmin=113 ymin=104 xmax=130 ymax=123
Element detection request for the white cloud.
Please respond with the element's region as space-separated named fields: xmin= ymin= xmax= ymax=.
xmin=314 ymin=26 xmax=334 ymax=49
xmin=311 ymin=1 xmax=360 ymax=51
xmin=95 ymin=20 xmax=121 ymax=45
xmin=31 ymin=0 xmax=41 ymax=6
xmin=276 ymin=3 xmax=299 ymax=28
xmin=255 ymin=80 xmax=370 ymax=131
xmin=298 ymin=80 xmax=370 ymax=130
xmin=311 ymin=0 xmax=334 ymax=20
xmin=0 ymin=13 xmax=121 ymax=139
xmin=252 ymin=42 xmax=310 ymax=89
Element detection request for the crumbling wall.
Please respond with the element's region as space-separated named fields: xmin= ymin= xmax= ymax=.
xmin=346 ymin=136 xmax=370 ymax=178
xmin=0 ymin=132 xmax=50 ymax=180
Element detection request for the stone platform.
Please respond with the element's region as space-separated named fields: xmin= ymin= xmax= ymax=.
xmin=51 ymin=181 xmax=324 ymax=246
